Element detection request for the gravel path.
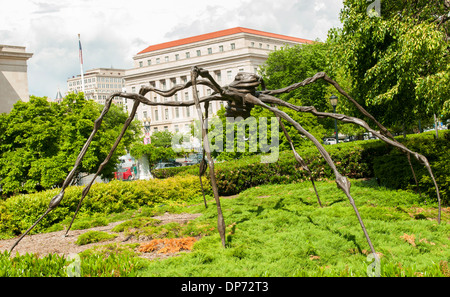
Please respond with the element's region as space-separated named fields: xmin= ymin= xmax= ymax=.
xmin=0 ymin=212 xmax=202 ymax=258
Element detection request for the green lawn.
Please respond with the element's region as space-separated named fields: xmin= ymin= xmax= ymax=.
xmin=136 ymin=179 xmax=449 ymax=277
xmin=1 ymin=178 xmax=449 ymax=277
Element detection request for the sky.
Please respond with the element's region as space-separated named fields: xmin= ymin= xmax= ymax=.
xmin=0 ymin=0 xmax=344 ymax=98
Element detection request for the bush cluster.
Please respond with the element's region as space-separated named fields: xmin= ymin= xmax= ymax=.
xmin=373 ymin=131 xmax=449 ymax=202
xmin=154 ymin=131 xmax=448 ymax=203
xmin=0 ymin=175 xmax=211 ymax=238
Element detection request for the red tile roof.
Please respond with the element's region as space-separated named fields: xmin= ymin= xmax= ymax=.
xmin=137 ymin=27 xmax=314 ymax=55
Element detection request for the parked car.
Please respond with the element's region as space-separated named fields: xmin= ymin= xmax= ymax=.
xmin=344 ymin=136 xmax=356 ymax=142
xmin=153 ymin=161 xmax=182 ymax=169
xmin=323 ymin=138 xmax=337 ymax=145
xmin=185 ymin=154 xmax=203 ymax=165
xmin=114 ymin=167 xmax=134 ymax=181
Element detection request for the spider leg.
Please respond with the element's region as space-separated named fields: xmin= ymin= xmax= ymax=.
xmin=9 ymin=93 xmax=121 ymax=253
xmin=191 ymin=66 xmax=226 ymax=247
xmin=245 ymin=93 xmax=379 ymax=259
xmin=260 ymin=93 xmax=442 ymax=223
xmin=276 ymin=114 xmax=322 ymax=207
xmin=197 ymin=102 xmax=211 ymax=209
xmin=264 ymin=73 xmax=425 ymax=209
xmin=65 ymin=99 xmax=140 ymax=236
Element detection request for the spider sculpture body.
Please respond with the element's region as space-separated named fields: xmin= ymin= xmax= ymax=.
xmin=9 ymin=67 xmax=442 ymax=262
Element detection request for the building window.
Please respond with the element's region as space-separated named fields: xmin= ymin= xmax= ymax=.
xmin=165 ymin=56 xmax=169 ymax=62
xmin=267 ymin=44 xmax=270 ymax=49
xmin=208 ymin=48 xmax=212 ymax=54
xmin=174 ymin=93 xmax=178 ymax=101
xmin=215 ymin=71 xmax=221 ymax=82
xmin=196 ymin=50 xmax=201 ymax=56
xmin=186 ymin=52 xmax=190 ymax=58
xmin=186 ymin=106 xmax=190 ymax=117
xmin=175 ymin=107 xmax=179 ymax=118
xmin=132 ymin=86 xmax=136 ymax=93
xmin=139 ymin=61 xmax=143 ymax=67
xmin=174 ymin=125 xmax=179 ymax=132
xmin=231 ymin=43 xmax=235 ymax=50
xmin=147 ymin=60 xmax=151 ymax=66
xmin=219 ymin=45 xmax=224 ymax=52
xmin=251 ymin=42 xmax=255 ymax=47
xmin=164 ymin=126 xmax=168 ymax=131
xmin=184 ymin=92 xmax=189 ymax=100
xmin=143 ymin=111 xmax=147 ymax=119
xmin=154 ymin=127 xmax=158 ymax=132
xmin=156 ymin=58 xmax=160 ymax=64
xmin=154 ymin=110 xmax=159 ymax=121
xmin=227 ymin=70 xmax=232 ymax=80
xmin=175 ymin=54 xmax=179 ymax=60
xmin=165 ymin=108 xmax=169 ymax=120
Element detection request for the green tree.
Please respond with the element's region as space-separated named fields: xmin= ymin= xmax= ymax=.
xmin=130 ymin=130 xmax=178 ymax=172
xmin=329 ymin=0 xmax=450 ymax=132
xmin=150 ymin=131 xmax=174 ymax=148
xmin=257 ymin=42 xmax=334 ymax=149
xmin=0 ymin=93 xmax=140 ymax=196
xmin=130 ymin=143 xmax=176 ymax=171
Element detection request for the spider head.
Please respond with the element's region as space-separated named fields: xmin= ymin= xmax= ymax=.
xmin=225 ymin=73 xmax=264 ymax=118
xmin=228 ymin=72 xmax=265 ymax=93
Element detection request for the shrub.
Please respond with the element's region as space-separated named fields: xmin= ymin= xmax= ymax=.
xmin=373 ymin=131 xmax=449 ymax=204
xmin=75 ymin=231 xmax=117 ymax=246
xmin=0 ymin=175 xmax=210 ymax=238
xmin=153 ymin=131 xmax=448 ymax=203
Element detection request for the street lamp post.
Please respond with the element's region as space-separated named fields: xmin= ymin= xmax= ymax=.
xmin=330 ymin=95 xmax=339 ymax=144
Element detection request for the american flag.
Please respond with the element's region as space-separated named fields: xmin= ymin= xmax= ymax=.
xmin=78 ymin=34 xmax=83 ymax=64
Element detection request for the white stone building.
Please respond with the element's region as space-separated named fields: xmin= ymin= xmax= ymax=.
xmin=124 ymin=27 xmax=313 ymax=144
xmin=67 ymin=67 xmax=126 ymax=106
xmin=0 ymin=45 xmax=33 ymax=113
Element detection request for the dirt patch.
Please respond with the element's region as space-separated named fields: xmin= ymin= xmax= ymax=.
xmin=0 ymin=212 xmax=202 ymax=258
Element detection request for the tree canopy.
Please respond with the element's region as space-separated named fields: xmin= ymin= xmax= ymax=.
xmin=328 ymin=0 xmax=450 ymax=130
xmin=256 ymin=41 xmax=335 ymax=149
xmin=0 ymin=93 xmax=141 ymax=196
xmin=130 ymin=131 xmax=176 ymax=171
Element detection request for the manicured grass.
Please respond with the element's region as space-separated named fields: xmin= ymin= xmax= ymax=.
xmin=136 ymin=179 xmax=449 ymax=277
xmin=1 ymin=178 xmax=448 ymax=277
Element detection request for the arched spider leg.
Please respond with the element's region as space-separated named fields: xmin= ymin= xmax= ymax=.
xmin=9 ymin=93 xmax=121 ymax=252
xmin=260 ymin=93 xmax=442 ymax=224
xmin=191 ymin=66 xmax=226 ymax=247
xmin=245 ymin=93 xmax=379 ymax=260
xmin=64 ymin=99 xmax=141 ymax=236
xmin=277 ymin=116 xmax=322 ymax=207
xmin=262 ymin=73 xmax=441 ymax=222
xmin=197 ymin=102 xmax=212 ymax=209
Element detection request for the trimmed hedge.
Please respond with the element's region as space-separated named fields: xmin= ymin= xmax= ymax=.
xmin=0 ymin=175 xmax=211 ymax=238
xmin=153 ymin=141 xmax=388 ymax=195
xmin=154 ymin=131 xmax=448 ymax=204
xmin=373 ymin=131 xmax=449 ymax=202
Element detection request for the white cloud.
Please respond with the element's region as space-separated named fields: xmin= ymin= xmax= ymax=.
xmin=0 ymin=0 xmax=343 ymax=98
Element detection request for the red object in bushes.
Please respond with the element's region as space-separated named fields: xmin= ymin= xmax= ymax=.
xmin=114 ymin=167 xmax=133 ymax=180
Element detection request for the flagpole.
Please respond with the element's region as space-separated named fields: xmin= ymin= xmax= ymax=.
xmin=78 ymin=34 xmax=85 ymax=94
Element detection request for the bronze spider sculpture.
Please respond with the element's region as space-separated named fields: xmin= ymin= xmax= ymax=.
xmin=9 ymin=66 xmax=442 ymax=261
